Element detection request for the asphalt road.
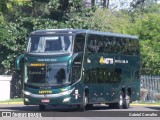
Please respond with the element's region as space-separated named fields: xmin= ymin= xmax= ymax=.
xmin=0 ymin=104 xmax=159 ymax=120
xmin=0 ymin=104 xmax=160 ymax=111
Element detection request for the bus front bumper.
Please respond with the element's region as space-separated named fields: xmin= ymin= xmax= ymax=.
xmin=23 ymin=88 xmax=81 ymax=105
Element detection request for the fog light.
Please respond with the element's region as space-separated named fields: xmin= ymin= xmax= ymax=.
xmin=63 ymin=97 xmax=71 ymax=102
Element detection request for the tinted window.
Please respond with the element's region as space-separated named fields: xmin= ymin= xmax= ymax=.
xmin=135 ymin=70 xmax=140 ymax=79
xmin=71 ymin=54 xmax=83 ymax=83
xmin=84 ymin=68 xmax=97 ymax=83
xmin=27 ymin=63 xmax=69 ymax=84
xmin=87 ymin=34 xmax=103 ymax=53
xmin=87 ymin=34 xmax=139 ymax=55
xmin=73 ymin=33 xmax=85 ymax=53
xmin=84 ymin=68 xmax=122 ymax=83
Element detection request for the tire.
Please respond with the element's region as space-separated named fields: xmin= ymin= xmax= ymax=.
xmin=86 ymin=104 xmax=93 ymax=110
xmin=39 ymin=105 xmax=46 ymax=111
xmin=108 ymin=103 xmax=115 ymax=109
xmin=123 ymin=94 xmax=130 ymax=109
xmin=115 ymin=94 xmax=124 ymax=109
xmin=78 ymin=93 xmax=88 ymax=112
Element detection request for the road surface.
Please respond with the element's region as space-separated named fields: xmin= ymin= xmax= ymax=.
xmin=0 ymin=104 xmax=159 ymax=120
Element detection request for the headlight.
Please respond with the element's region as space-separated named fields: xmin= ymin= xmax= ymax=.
xmin=60 ymin=88 xmax=74 ymax=96
xmin=23 ymin=90 xmax=32 ymax=95
xmin=24 ymin=98 xmax=29 ymax=102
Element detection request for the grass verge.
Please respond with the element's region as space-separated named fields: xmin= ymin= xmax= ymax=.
xmin=0 ymin=99 xmax=160 ymax=106
xmin=0 ymin=98 xmax=23 ymax=104
xmin=131 ymin=101 xmax=160 ymax=106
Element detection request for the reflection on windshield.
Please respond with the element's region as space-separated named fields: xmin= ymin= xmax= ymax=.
xmin=27 ymin=35 xmax=72 ymax=53
xmin=54 ymin=68 xmax=66 ymax=84
xmin=27 ymin=63 xmax=69 ymax=85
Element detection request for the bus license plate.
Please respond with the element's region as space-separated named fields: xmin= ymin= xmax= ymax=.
xmin=41 ymin=99 xmax=50 ymax=103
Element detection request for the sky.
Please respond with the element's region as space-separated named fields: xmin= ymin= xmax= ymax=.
xmin=84 ymin=0 xmax=133 ymax=9
xmin=85 ymin=0 xmax=160 ymax=10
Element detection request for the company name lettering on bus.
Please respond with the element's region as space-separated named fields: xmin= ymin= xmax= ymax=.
xmin=99 ymin=56 xmax=128 ymax=64
xmin=99 ymin=56 xmax=113 ymax=64
xmin=37 ymin=59 xmax=57 ymax=62
xmin=115 ymin=60 xmax=128 ymax=64
xmin=30 ymin=63 xmax=45 ymax=66
xmin=39 ymin=90 xmax=52 ymax=94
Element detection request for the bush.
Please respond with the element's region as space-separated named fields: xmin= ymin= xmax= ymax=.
xmin=154 ymin=93 xmax=160 ymax=100
xmin=140 ymin=88 xmax=148 ymax=101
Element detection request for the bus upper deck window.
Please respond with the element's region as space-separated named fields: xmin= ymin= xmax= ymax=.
xmin=73 ymin=33 xmax=85 ymax=53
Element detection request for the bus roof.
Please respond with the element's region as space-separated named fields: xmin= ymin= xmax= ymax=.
xmin=30 ymin=29 xmax=138 ymax=39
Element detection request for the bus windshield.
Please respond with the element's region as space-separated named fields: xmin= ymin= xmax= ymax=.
xmin=27 ymin=35 xmax=72 ymax=53
xmin=27 ymin=63 xmax=70 ymax=85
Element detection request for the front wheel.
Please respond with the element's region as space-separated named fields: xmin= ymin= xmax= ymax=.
xmin=86 ymin=104 xmax=93 ymax=110
xmin=78 ymin=93 xmax=88 ymax=112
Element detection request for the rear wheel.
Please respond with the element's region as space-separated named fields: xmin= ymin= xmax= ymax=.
xmin=115 ymin=94 xmax=124 ymax=109
xmin=108 ymin=103 xmax=115 ymax=109
xmin=39 ymin=105 xmax=46 ymax=111
xmin=123 ymin=94 xmax=130 ymax=109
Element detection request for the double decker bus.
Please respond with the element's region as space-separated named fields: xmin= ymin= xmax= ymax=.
xmin=16 ymin=29 xmax=140 ymax=111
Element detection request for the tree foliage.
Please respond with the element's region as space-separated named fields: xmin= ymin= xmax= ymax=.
xmin=129 ymin=12 xmax=160 ymax=75
xmin=0 ymin=0 xmax=160 ymax=75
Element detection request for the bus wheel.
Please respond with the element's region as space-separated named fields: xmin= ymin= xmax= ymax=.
xmin=108 ymin=103 xmax=115 ymax=109
xmin=86 ymin=104 xmax=93 ymax=110
xmin=78 ymin=93 xmax=88 ymax=112
xmin=123 ymin=94 xmax=130 ymax=109
xmin=116 ymin=94 xmax=124 ymax=109
xmin=39 ymin=105 xmax=46 ymax=111
xmin=108 ymin=103 xmax=118 ymax=109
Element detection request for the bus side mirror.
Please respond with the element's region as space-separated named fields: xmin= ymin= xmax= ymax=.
xmin=15 ymin=54 xmax=25 ymax=71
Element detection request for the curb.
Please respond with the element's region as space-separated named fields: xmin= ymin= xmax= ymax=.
xmin=97 ymin=103 xmax=159 ymax=107
xmin=0 ymin=102 xmax=159 ymax=106
xmin=130 ymin=104 xmax=160 ymax=107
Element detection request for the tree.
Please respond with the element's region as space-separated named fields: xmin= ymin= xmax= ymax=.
xmin=129 ymin=0 xmax=159 ymax=20
xmin=129 ymin=12 xmax=160 ymax=75
xmin=0 ymin=0 xmax=8 ymax=15
xmin=0 ymin=0 xmax=160 ymax=76
xmin=86 ymin=8 xmax=130 ymax=33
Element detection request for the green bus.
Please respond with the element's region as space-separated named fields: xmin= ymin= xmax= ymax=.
xmin=16 ymin=29 xmax=140 ymax=111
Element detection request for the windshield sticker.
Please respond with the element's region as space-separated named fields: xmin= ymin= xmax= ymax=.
xmin=37 ymin=59 xmax=57 ymax=62
xmin=30 ymin=63 xmax=45 ymax=66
